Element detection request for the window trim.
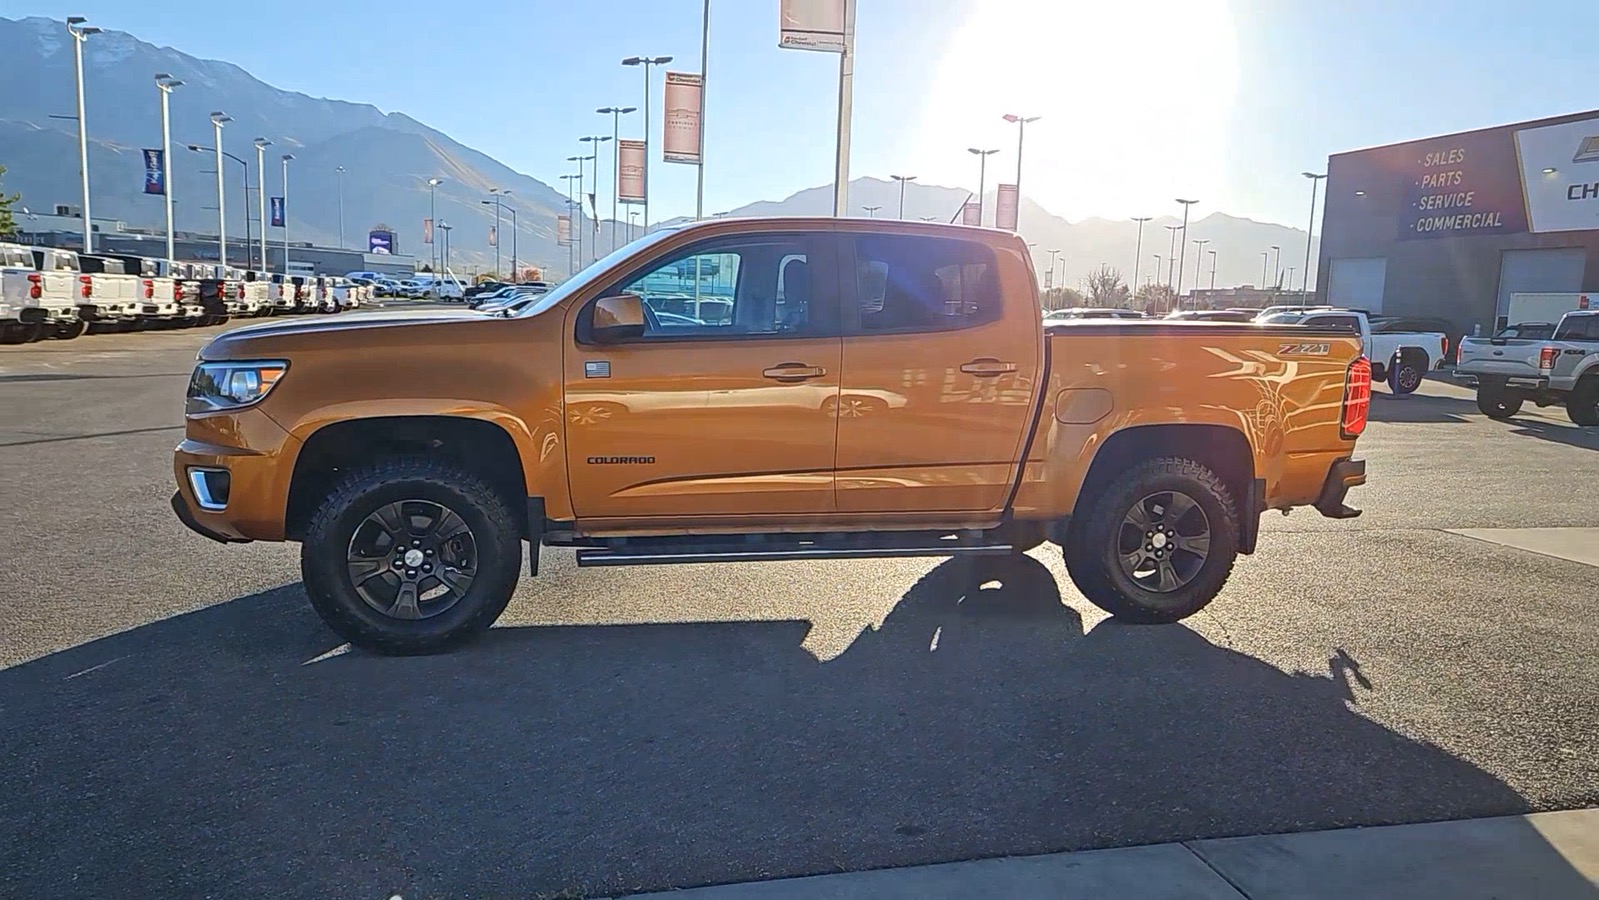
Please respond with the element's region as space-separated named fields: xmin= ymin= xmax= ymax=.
xmin=835 ymin=232 xmax=1005 ymax=337
xmin=575 ymin=231 xmax=839 ymax=346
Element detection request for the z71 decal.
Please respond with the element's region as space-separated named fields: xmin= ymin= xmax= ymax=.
xmin=1278 ymin=342 xmax=1331 ymax=356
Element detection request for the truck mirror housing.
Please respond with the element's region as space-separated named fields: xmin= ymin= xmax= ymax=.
xmin=593 ymin=293 xmax=646 ymax=342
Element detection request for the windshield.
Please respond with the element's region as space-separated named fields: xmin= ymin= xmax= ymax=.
xmin=512 ymin=228 xmax=678 ymax=319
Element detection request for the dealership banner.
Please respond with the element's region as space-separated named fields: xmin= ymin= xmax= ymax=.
xmin=663 ymin=72 xmax=704 ymax=165
xmin=588 ymin=193 xmax=600 ymax=231
xmin=1516 ymin=118 xmax=1599 ymax=234
xmin=779 ymin=0 xmax=845 ymax=52
xmin=142 ymin=149 xmax=165 ymax=195
xmin=617 ymin=139 xmax=647 ymax=202
xmin=995 ymin=184 xmax=1019 ymax=231
xmin=961 ymin=200 xmax=981 ymax=226
xmin=270 ymin=197 xmax=285 ymax=227
xmin=557 ymin=214 xmax=572 ymax=246
xmin=423 ymin=217 xmax=434 ymax=244
xmin=488 ymin=225 xmax=498 ymax=248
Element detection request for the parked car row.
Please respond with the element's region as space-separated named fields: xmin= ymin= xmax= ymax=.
xmin=346 ymin=271 xmax=465 ymax=301
xmin=0 ymin=242 xmax=373 ymax=344
xmin=467 ymin=281 xmax=553 ymax=312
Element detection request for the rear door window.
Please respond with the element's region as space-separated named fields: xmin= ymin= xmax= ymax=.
xmin=843 ymin=233 xmax=1002 ymax=333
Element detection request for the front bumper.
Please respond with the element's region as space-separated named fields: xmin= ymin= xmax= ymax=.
xmin=1314 ymin=458 xmax=1366 ymax=519
xmin=171 ymin=407 xmax=300 ymax=543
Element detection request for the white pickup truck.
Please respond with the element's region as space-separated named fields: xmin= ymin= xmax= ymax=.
xmin=1256 ymin=307 xmax=1448 ymax=394
xmin=106 ymin=254 xmax=178 ymax=323
xmin=2 ymin=243 xmax=82 ymax=342
xmin=77 ymin=254 xmax=146 ymax=329
xmin=1455 ymin=310 xmax=1599 ymax=425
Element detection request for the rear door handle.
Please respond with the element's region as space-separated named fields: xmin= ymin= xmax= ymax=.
xmin=763 ymin=363 xmax=827 ymax=382
xmin=960 ymin=358 xmax=1018 ymax=377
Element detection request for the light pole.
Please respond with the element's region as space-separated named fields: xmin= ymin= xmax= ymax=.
xmin=154 ymin=74 xmax=182 ymax=267
xmin=1286 ymin=266 xmax=1296 ymax=292
xmin=67 ymin=17 xmax=100 ymax=254
xmin=209 ymin=113 xmax=232 ymax=266
xmin=1045 ymin=248 xmax=1060 ymax=289
xmin=504 ymin=190 xmax=517 ymax=278
xmin=1260 ymin=251 xmax=1269 ymax=289
xmin=580 ymin=135 xmax=612 ymax=254
xmin=438 ymin=221 xmax=452 ymax=275
xmin=1208 ymin=249 xmax=1218 ymax=290
xmin=967 ymin=148 xmax=999 ymax=225
xmin=1270 ymin=244 xmax=1282 ymax=288
xmin=427 ymin=178 xmax=443 ymax=289
xmin=1153 ymin=255 xmax=1163 ymax=296
xmin=628 ymin=209 xmax=640 ymax=241
xmin=1301 ymin=172 xmax=1327 ymax=303
xmin=622 ymin=54 xmax=672 ymax=231
xmin=280 ymin=154 xmax=293 ymax=272
xmin=482 ymin=197 xmax=517 ymax=278
xmin=597 ymin=106 xmax=636 ymax=250
xmin=1002 ymin=113 xmax=1040 ymax=231
xmin=1191 ymin=238 xmax=1210 ymax=298
xmin=862 ymin=205 xmax=880 ymax=218
xmin=568 ymin=156 xmax=594 ymax=268
xmin=1130 ymin=216 xmax=1151 ymax=298
xmin=696 ymin=0 xmax=711 ymax=220
xmin=560 ymin=173 xmax=579 ymax=278
xmin=1174 ymin=198 xmax=1198 ymax=300
xmin=188 ymin=144 xmax=252 ymax=267
xmin=335 ymin=165 xmax=346 ymax=249
xmin=253 ymin=138 xmax=271 ymax=270
xmin=890 ymin=174 xmax=916 ymax=218
xmin=1164 ymin=225 xmax=1180 ymax=288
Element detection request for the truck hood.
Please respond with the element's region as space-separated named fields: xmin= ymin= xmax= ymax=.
xmin=199 ymin=308 xmax=492 ymax=359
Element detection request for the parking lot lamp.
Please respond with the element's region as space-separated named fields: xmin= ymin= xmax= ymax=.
xmin=1174 ymin=198 xmax=1198 ymax=303
xmin=597 ymin=107 xmax=636 ymax=249
xmin=67 ymin=18 xmax=101 ymax=253
xmin=1301 ymin=172 xmax=1327 ymax=304
xmin=154 ymin=74 xmax=183 ymax=267
xmin=890 ymin=174 xmax=916 ymax=218
xmin=967 ymin=148 xmax=999 ymax=225
xmin=336 ymin=166 xmax=346 ymax=249
xmin=1130 ymin=216 xmax=1151 ymax=295
xmin=253 ymin=138 xmax=272 ymax=271
xmin=1002 ymin=114 xmax=1040 ymax=231
xmin=621 ymin=55 xmax=673 ymax=230
xmin=210 ymin=113 xmax=232 ymax=266
xmin=281 ymin=154 xmax=294 ymax=272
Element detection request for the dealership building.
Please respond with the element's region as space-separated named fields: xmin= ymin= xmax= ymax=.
xmin=1317 ymin=108 xmax=1599 ymax=335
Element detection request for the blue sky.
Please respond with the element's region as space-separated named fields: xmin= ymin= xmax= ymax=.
xmin=12 ymin=0 xmax=1599 ymax=228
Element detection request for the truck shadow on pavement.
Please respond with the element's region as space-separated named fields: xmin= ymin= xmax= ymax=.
xmin=0 ymin=556 xmax=1579 ymax=899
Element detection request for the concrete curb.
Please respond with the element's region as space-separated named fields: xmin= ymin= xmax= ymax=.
xmin=618 ymin=809 xmax=1599 ymax=899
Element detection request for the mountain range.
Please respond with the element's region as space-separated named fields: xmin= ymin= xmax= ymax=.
xmin=0 ymin=15 xmax=1316 ymax=289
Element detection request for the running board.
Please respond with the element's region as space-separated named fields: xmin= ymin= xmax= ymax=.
xmin=574 ymin=543 xmax=1015 ymax=567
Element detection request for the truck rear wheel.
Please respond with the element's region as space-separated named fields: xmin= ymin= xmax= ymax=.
xmin=1390 ymin=352 xmax=1426 ymax=395
xmin=301 ymin=458 xmax=522 ymax=654
xmin=1567 ymin=377 xmax=1599 ymax=427
xmin=1476 ymin=379 xmax=1523 ymax=419
xmin=1063 ymin=457 xmax=1239 ymax=624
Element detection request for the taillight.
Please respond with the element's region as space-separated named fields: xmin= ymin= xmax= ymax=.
xmin=27 ymin=273 xmax=41 ymax=300
xmin=1539 ymin=346 xmax=1558 ymax=372
xmin=1341 ymin=357 xmax=1372 ymax=439
xmin=1441 ymin=335 xmax=1449 ymax=360
xmin=1456 ymin=336 xmax=1464 ymax=366
xmin=174 ymin=282 xmax=185 ymax=301
xmin=235 ymin=284 xmax=245 ymax=300
xmin=79 ymin=274 xmax=92 ymax=299
xmin=143 ymin=279 xmax=154 ymax=299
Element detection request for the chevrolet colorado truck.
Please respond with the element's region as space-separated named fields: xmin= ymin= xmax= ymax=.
xmin=172 ymin=218 xmax=1372 ymax=654
xmin=1456 ymin=310 xmax=1599 ymax=424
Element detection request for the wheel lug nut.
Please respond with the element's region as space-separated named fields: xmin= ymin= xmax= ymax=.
xmin=424 ymin=564 xmax=433 ymax=572
xmin=425 ymin=549 xmax=434 ymax=557
xmin=412 ymin=540 xmax=421 ymax=547
xmin=407 ymin=569 xmax=417 ymax=578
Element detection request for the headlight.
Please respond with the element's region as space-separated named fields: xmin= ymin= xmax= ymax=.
xmin=186 ymin=360 xmax=288 ymax=414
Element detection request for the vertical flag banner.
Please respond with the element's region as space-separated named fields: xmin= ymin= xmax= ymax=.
xmin=663 ymin=72 xmax=704 ymax=164
xmin=587 ymin=193 xmax=599 ymax=231
xmin=779 ymin=0 xmax=846 ymax=51
xmin=269 ymin=196 xmax=285 ymax=227
xmin=557 ymin=215 xmax=572 ymax=247
xmin=995 ymin=184 xmax=1019 ymax=231
xmin=142 ymin=149 xmax=165 ymax=195
xmin=488 ymin=225 xmax=498 ymax=248
xmin=423 ymin=217 xmax=434 ymax=244
xmin=961 ymin=201 xmax=981 ymax=226
xmin=617 ymin=139 xmax=647 ymax=202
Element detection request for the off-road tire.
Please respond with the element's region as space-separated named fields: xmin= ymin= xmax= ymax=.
xmin=51 ymin=320 xmax=89 ymax=340
xmin=1390 ymin=353 xmax=1426 ymax=395
xmin=1567 ymin=377 xmax=1599 ymax=427
xmin=1062 ymin=457 xmax=1239 ymax=624
xmin=1476 ymin=380 xmax=1523 ymax=419
xmin=301 ymin=457 xmax=522 ymax=654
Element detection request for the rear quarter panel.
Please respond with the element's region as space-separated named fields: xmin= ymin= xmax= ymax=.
xmin=1010 ymin=324 xmax=1361 ymax=519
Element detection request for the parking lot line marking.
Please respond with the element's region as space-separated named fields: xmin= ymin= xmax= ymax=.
xmin=302 ymin=643 xmax=352 ymax=666
xmin=65 ymin=656 xmax=126 ymax=679
xmin=1447 ymin=528 xmax=1599 ymax=569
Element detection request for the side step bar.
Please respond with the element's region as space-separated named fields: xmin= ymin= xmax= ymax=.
xmin=575 ymin=543 xmax=1016 ymax=567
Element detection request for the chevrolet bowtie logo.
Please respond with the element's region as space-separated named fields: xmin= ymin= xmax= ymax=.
xmin=1574 ymin=135 xmax=1599 ymax=164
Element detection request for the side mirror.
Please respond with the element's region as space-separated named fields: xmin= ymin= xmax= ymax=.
xmin=592 ymin=293 xmax=647 ymax=342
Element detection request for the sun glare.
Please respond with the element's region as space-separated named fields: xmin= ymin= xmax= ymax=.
xmin=911 ymin=0 xmax=1239 ymax=222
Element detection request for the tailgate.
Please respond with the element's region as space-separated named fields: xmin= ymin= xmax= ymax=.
xmin=1457 ymin=339 xmax=1544 ymax=378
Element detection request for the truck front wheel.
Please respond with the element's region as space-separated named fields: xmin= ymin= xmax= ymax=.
xmin=1063 ymin=457 xmax=1239 ymax=624
xmin=301 ymin=458 xmax=522 ymax=654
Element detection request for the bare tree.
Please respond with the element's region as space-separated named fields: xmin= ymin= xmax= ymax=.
xmin=1134 ymin=281 xmax=1176 ymax=315
xmin=1084 ymin=264 xmax=1131 ymax=308
xmin=1042 ymin=286 xmax=1085 ymax=311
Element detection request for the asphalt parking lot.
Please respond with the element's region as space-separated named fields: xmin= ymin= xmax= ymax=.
xmin=2 ymin=324 xmax=1597 ymax=899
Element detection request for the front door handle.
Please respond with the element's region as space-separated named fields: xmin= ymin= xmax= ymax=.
xmin=763 ymin=363 xmax=827 ymax=382
xmin=960 ymin=358 xmax=1018 ymax=377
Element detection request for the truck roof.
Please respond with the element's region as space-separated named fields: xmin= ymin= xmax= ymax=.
xmin=662 ymin=215 xmax=1027 ymax=246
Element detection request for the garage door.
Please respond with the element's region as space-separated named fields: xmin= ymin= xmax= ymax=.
xmin=1496 ymin=248 xmax=1586 ymax=321
xmin=1327 ymin=258 xmax=1387 ymax=313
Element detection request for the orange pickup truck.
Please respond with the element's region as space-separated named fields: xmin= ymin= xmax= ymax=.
xmin=173 ymin=217 xmax=1371 ymax=653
